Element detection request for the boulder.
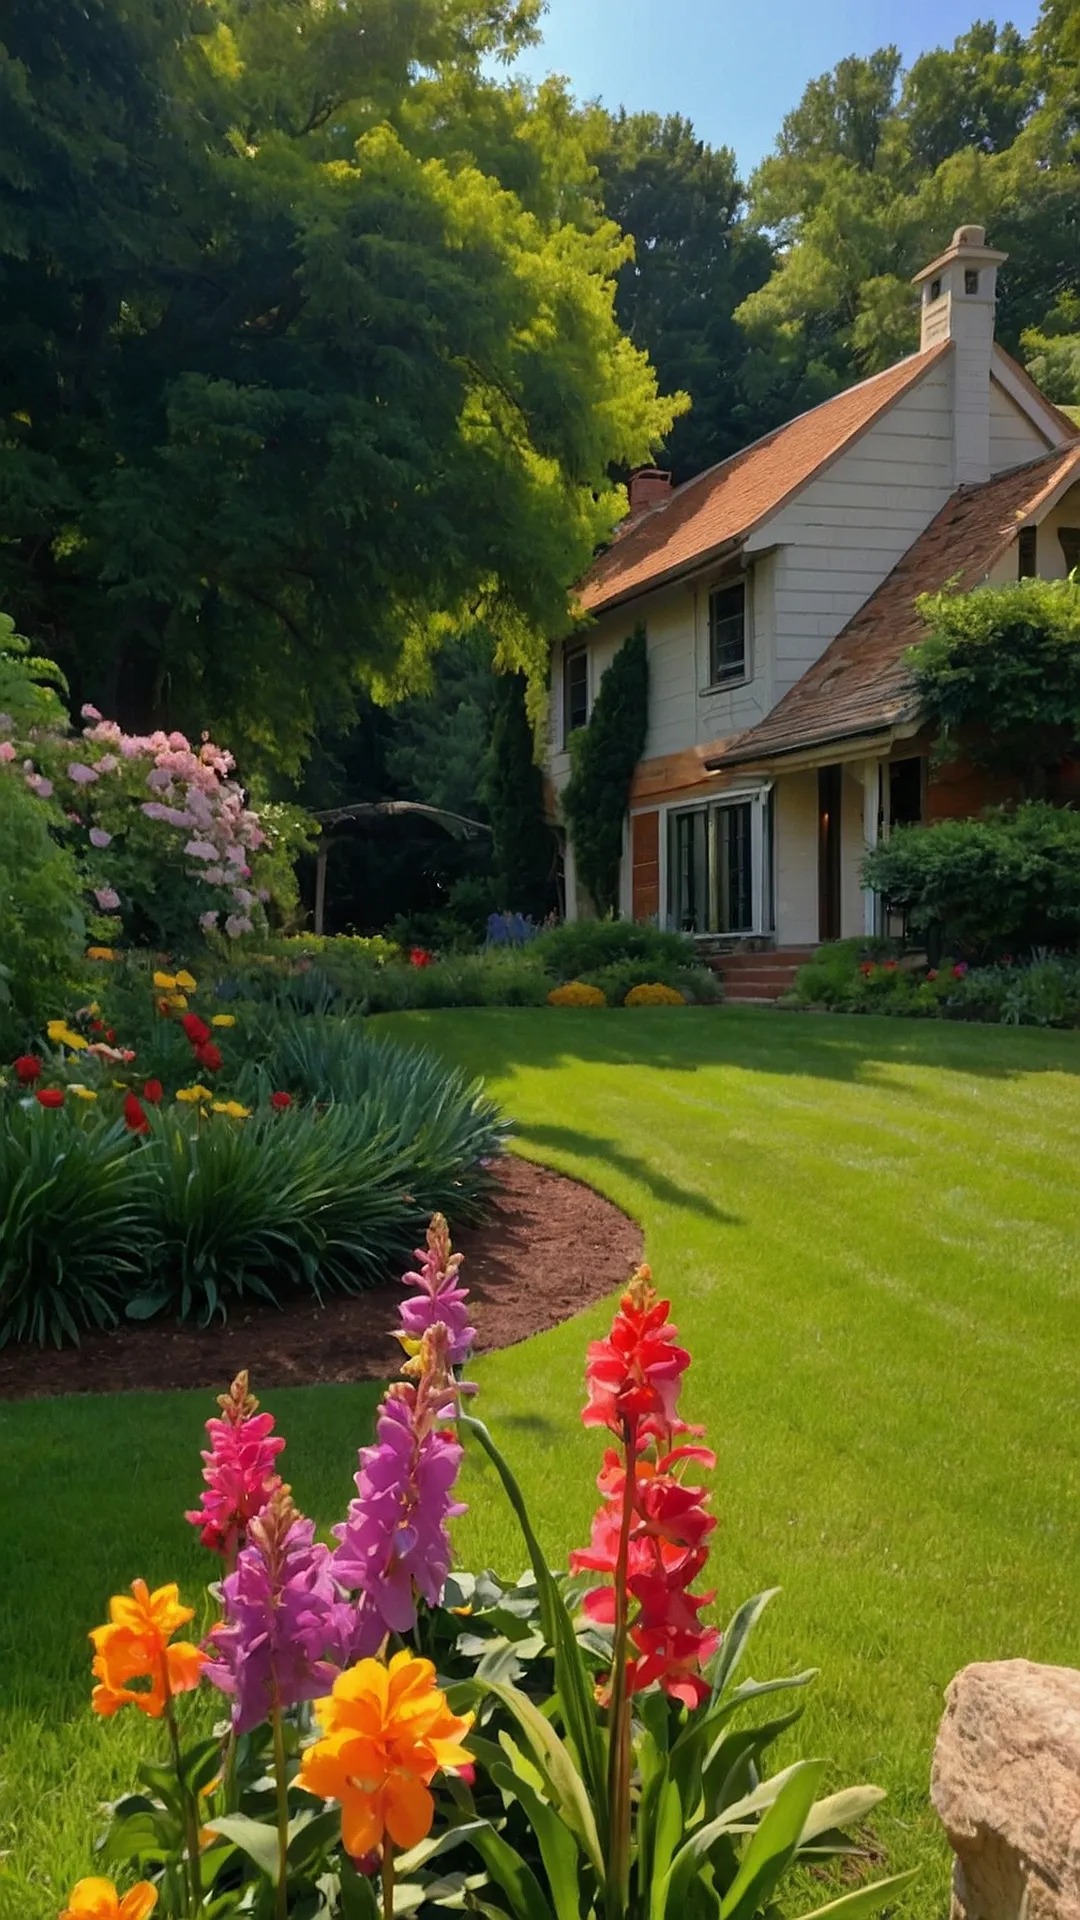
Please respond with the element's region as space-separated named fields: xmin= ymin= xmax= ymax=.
xmin=932 ymin=1659 xmax=1080 ymax=1920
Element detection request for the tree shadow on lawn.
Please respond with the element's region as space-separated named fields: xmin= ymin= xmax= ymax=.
xmin=512 ymin=1119 xmax=740 ymax=1225
xmin=391 ymin=1006 xmax=1080 ymax=1086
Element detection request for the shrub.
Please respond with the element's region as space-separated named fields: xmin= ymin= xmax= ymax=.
xmin=863 ymin=804 xmax=1080 ymax=957
xmin=0 ymin=762 xmax=86 ymax=1042
xmin=548 ymin=980 xmax=607 ymax=1006
xmin=788 ymin=938 xmax=900 ymax=1009
xmin=485 ymin=670 xmax=558 ymax=920
xmin=624 ymin=981 xmax=686 ymax=1005
xmin=581 ymin=957 xmax=685 ymax=1004
xmin=561 ymin=625 xmax=649 ymax=914
xmin=532 ymin=918 xmax=697 ymax=980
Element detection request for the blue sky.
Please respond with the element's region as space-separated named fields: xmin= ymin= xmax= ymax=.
xmin=510 ymin=0 xmax=1042 ymax=174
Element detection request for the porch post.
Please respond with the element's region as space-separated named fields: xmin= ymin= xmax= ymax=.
xmin=313 ymin=846 xmax=328 ymax=936
xmin=862 ymin=761 xmax=881 ymax=937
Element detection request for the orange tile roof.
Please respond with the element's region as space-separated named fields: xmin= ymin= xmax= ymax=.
xmin=712 ymin=443 xmax=1080 ymax=769
xmin=579 ymin=344 xmax=952 ymax=614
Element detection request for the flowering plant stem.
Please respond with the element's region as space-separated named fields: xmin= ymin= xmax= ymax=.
xmin=272 ymin=1702 xmax=289 ymax=1920
xmin=164 ymin=1692 xmax=204 ymax=1918
xmin=382 ymin=1843 xmax=396 ymax=1920
xmin=604 ymin=1420 xmax=636 ymax=1920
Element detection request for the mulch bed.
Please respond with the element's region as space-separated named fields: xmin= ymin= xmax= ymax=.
xmin=0 ymin=1157 xmax=643 ymax=1401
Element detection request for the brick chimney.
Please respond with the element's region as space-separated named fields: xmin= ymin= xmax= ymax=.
xmin=912 ymin=224 xmax=1007 ymax=487
xmin=626 ymin=466 xmax=673 ymax=523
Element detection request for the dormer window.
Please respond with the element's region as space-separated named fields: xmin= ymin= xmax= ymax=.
xmin=929 ymin=277 xmax=942 ymax=301
xmin=965 ymin=269 xmax=980 ymax=295
xmin=708 ymin=580 xmax=748 ymax=687
xmin=1017 ymin=527 xmax=1037 ymax=578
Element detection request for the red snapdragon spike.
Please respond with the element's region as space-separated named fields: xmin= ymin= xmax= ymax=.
xmin=35 ymin=1087 xmax=64 ymax=1108
xmin=124 ymin=1091 xmax=151 ymax=1134
xmin=143 ymin=1079 xmax=163 ymax=1105
xmin=194 ymin=1040 xmax=222 ymax=1073
xmin=14 ymin=1055 xmax=42 ymax=1084
xmin=181 ymin=1013 xmax=211 ymax=1047
xmin=270 ymin=1091 xmax=292 ymax=1111
xmin=583 ymin=1268 xmax=691 ymax=1440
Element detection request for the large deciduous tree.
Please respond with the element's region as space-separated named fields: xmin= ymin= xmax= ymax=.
xmin=0 ymin=0 xmax=680 ymax=771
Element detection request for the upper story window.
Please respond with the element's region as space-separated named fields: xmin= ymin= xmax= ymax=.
xmin=1017 ymin=527 xmax=1037 ymax=578
xmin=563 ymin=645 xmax=588 ymax=742
xmin=708 ymin=580 xmax=748 ymax=687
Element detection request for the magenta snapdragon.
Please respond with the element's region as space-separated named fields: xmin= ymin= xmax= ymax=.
xmin=397 ymin=1212 xmax=476 ymax=1366
xmin=185 ymin=1370 xmax=285 ymax=1561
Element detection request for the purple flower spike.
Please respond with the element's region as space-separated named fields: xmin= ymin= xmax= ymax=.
xmin=397 ymin=1213 xmax=475 ymax=1365
xmin=204 ymin=1488 xmax=352 ymax=1733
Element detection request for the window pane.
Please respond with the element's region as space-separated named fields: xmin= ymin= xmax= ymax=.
xmin=709 ymin=582 xmax=746 ymax=684
xmin=715 ymin=802 xmax=753 ymax=932
xmin=564 ymin=649 xmax=588 ymax=736
xmin=669 ymin=809 xmax=708 ymax=932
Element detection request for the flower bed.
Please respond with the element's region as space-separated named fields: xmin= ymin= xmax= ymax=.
xmin=787 ymin=939 xmax=1080 ymax=1026
xmin=57 ymin=1221 xmax=913 ymax=1920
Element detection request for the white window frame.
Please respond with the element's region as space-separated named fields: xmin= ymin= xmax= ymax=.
xmin=562 ymin=642 xmax=590 ymax=746
xmin=702 ymin=573 xmax=752 ymax=694
xmin=650 ymin=783 xmax=774 ymax=936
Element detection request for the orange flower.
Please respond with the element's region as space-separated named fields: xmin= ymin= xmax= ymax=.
xmin=59 ymin=1877 xmax=157 ymax=1919
xmin=90 ymin=1579 xmax=205 ymax=1719
xmin=297 ymin=1651 xmax=473 ymax=1859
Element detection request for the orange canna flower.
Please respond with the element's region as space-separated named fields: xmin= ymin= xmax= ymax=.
xmin=59 ymin=1877 xmax=157 ymax=1919
xmin=297 ymin=1650 xmax=473 ymax=1859
xmin=90 ymin=1579 xmax=205 ymax=1719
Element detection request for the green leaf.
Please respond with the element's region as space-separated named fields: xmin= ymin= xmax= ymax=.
xmin=339 ymin=1854 xmax=380 ymax=1920
xmin=789 ymin=1869 xmax=920 ymax=1920
xmin=287 ymin=1805 xmax=343 ymax=1870
xmin=646 ymin=1776 xmax=686 ymax=1920
xmin=719 ymin=1760 xmax=828 ymax=1920
xmin=799 ymin=1787 xmax=887 ymax=1846
xmin=491 ymin=1757 xmax=583 ymax=1920
xmin=479 ymin=1676 xmax=604 ymax=1877
xmin=658 ymin=1761 xmax=826 ymax=1920
xmin=205 ymin=1813 xmax=281 ymax=1883
xmin=709 ymin=1590 xmax=782 ymax=1707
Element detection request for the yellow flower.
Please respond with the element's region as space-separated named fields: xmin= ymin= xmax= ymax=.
xmin=165 ymin=992 xmax=188 ymax=1011
xmin=211 ymin=1099 xmax=251 ymax=1119
xmin=69 ymin=1084 xmax=99 ymax=1102
xmin=88 ymin=1001 xmax=101 ymax=1015
xmin=174 ymin=969 xmax=197 ymax=991
xmin=624 ymin=982 xmax=687 ymax=1007
xmin=210 ymin=1014 xmax=235 ymax=1027
xmin=547 ymin=981 xmax=607 ymax=1008
xmin=90 ymin=1579 xmax=205 ymax=1720
xmin=176 ymin=1084 xmax=213 ymax=1103
xmin=152 ymin=971 xmax=176 ymax=990
xmin=60 ymin=1876 xmax=158 ymax=1919
xmin=47 ymin=1020 xmax=89 ymax=1050
xmin=86 ymin=946 xmax=116 ymax=962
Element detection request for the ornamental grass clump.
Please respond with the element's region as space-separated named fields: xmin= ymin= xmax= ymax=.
xmin=77 ymin=1222 xmax=915 ymax=1920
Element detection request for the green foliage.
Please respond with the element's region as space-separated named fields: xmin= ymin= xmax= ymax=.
xmin=532 ymin=917 xmax=696 ymax=981
xmin=909 ymin=577 xmax=1080 ymax=782
xmin=580 ymin=957 xmax=720 ymax=1006
xmin=0 ymin=612 xmax=68 ymax=734
xmin=485 ymin=672 xmax=558 ymax=922
xmin=0 ymin=764 xmax=85 ymax=1041
xmin=789 ymin=940 xmax=956 ymax=1018
xmin=0 ymin=0 xmax=679 ymax=770
xmin=863 ymin=804 xmax=1080 ymax=955
xmin=561 ymin=628 xmax=650 ymax=917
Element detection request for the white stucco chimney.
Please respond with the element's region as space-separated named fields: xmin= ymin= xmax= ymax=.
xmin=912 ymin=224 xmax=1007 ymax=487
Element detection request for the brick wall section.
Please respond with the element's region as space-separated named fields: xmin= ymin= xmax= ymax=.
xmin=631 ymin=811 xmax=661 ymax=921
xmin=927 ymin=758 xmax=1022 ymax=820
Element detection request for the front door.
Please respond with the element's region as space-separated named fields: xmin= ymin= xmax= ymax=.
xmin=818 ymin=765 xmax=842 ymax=942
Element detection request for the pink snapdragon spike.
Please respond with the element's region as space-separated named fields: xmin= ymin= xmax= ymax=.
xmin=203 ymin=1486 xmax=351 ymax=1733
xmin=397 ymin=1212 xmax=476 ymax=1365
xmin=333 ymin=1322 xmax=468 ymax=1651
xmin=185 ymin=1369 xmax=285 ymax=1561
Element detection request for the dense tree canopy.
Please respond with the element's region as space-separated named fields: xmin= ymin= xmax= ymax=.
xmin=0 ymin=0 xmax=680 ymax=769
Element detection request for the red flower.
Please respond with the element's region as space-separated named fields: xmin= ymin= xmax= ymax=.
xmin=194 ymin=1040 xmax=222 ymax=1074
xmin=143 ymin=1079 xmax=164 ymax=1105
xmin=106 ymin=1028 xmax=116 ymax=1042
xmin=124 ymin=1091 xmax=151 ymax=1134
xmin=90 ymin=1019 xmax=104 ymax=1034
xmin=270 ymin=1091 xmax=292 ymax=1111
xmin=859 ymin=961 xmax=874 ymax=975
xmin=883 ymin=959 xmax=898 ymax=972
xmin=927 ymin=969 xmax=938 ymax=981
xmin=181 ymin=1013 xmax=211 ymax=1047
xmin=952 ymin=962 xmax=968 ymax=978
xmin=35 ymin=1087 xmax=64 ymax=1108
xmin=14 ymin=1055 xmax=42 ymax=1084
xmin=409 ymin=947 xmax=434 ymax=968
xmin=583 ymin=1269 xmax=691 ymax=1441
xmin=157 ymin=998 xmax=172 ymax=1016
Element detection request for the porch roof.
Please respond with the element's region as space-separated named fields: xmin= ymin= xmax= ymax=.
xmin=707 ymin=443 xmax=1080 ymax=773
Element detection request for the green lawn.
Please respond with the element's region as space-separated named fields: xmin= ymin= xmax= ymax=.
xmin=5 ymin=1006 xmax=1080 ymax=1919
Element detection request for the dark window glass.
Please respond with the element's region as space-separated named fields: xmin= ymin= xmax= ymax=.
xmin=1059 ymin=528 xmax=1080 ymax=573
xmin=718 ymin=802 xmax=753 ymax=932
xmin=965 ymin=268 xmax=979 ymax=295
xmin=1018 ymin=527 xmax=1038 ymax=578
xmin=890 ymin=757 xmax=924 ymax=827
xmin=930 ymin=276 xmax=942 ymax=301
xmin=669 ymin=801 xmax=754 ymax=934
xmin=564 ymin=648 xmax=588 ymax=739
xmin=708 ymin=582 xmax=747 ymax=685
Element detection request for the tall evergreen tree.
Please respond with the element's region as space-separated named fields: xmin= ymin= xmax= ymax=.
xmin=484 ymin=672 xmax=557 ymax=921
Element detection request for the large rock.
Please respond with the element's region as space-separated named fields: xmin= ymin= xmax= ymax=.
xmin=932 ymin=1660 xmax=1080 ymax=1920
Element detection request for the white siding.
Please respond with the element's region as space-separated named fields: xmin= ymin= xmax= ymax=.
xmin=989 ymin=379 xmax=1051 ymax=473
xmin=775 ymin=772 xmax=819 ymax=945
xmin=984 ymin=479 xmax=1080 ymax=586
xmin=759 ymin=358 xmax=955 ymax=703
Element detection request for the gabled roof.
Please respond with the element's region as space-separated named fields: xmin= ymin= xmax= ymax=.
xmin=710 ymin=443 xmax=1080 ymax=770
xmin=579 ymin=343 xmax=952 ymax=615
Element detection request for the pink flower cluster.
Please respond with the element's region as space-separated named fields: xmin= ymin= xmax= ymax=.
xmin=184 ymin=1371 xmax=285 ymax=1561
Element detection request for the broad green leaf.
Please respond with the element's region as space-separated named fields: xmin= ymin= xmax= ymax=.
xmin=709 ymin=1590 xmax=782 ymax=1706
xmin=454 ymin=1814 xmax=560 ymax=1920
xmin=205 ymin=1813 xmax=281 ymax=1883
xmin=491 ymin=1759 xmax=583 ymax=1920
xmin=339 ymin=1854 xmax=380 ymax=1920
xmin=658 ymin=1762 xmax=825 ymax=1920
xmin=719 ymin=1760 xmax=828 ymax=1920
xmin=287 ymin=1806 xmax=343 ymax=1869
xmin=703 ymin=1707 xmax=807 ymax=1813
xmin=646 ymin=1776 xmax=686 ymax=1920
xmin=480 ymin=1676 xmax=604 ymax=1877
xmin=799 ymin=1787 xmax=887 ymax=1846
xmin=789 ymin=1868 xmax=920 ymax=1919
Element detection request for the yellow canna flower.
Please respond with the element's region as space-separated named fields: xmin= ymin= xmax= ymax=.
xmin=174 ymin=969 xmax=197 ymax=991
xmin=69 ymin=1085 xmax=99 ymax=1102
xmin=86 ymin=946 xmax=116 ymax=962
xmin=152 ymin=971 xmax=176 ymax=990
xmin=176 ymin=1084 xmax=213 ymax=1103
xmin=47 ymin=1021 xmax=89 ymax=1051
xmin=210 ymin=1014 xmax=235 ymax=1027
xmin=211 ymin=1099 xmax=251 ymax=1119
xmin=60 ymin=1876 xmax=158 ymax=1919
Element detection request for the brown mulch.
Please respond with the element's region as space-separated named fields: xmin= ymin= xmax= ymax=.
xmin=0 ymin=1157 xmax=643 ymax=1401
